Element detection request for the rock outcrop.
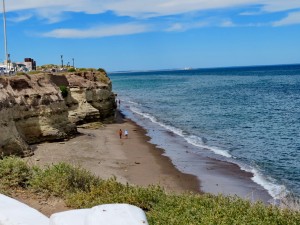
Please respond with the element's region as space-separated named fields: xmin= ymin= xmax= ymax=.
xmin=0 ymin=71 xmax=116 ymax=157
xmin=49 ymin=72 xmax=116 ymax=124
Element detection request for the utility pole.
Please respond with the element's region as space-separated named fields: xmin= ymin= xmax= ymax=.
xmin=61 ymin=55 xmax=63 ymax=67
xmin=72 ymin=58 xmax=74 ymax=67
xmin=2 ymin=0 xmax=8 ymax=68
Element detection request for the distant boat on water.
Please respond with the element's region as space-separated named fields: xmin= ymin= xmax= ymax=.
xmin=183 ymin=67 xmax=192 ymax=70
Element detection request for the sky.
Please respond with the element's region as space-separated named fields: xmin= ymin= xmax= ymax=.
xmin=1 ymin=0 xmax=300 ymax=71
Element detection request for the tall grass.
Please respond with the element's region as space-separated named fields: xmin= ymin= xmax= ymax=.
xmin=66 ymin=178 xmax=165 ymax=211
xmin=29 ymin=162 xmax=100 ymax=196
xmin=1 ymin=156 xmax=300 ymax=224
xmin=0 ymin=156 xmax=31 ymax=188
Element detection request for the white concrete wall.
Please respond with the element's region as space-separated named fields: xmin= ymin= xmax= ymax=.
xmin=0 ymin=194 xmax=149 ymax=225
xmin=0 ymin=194 xmax=49 ymax=225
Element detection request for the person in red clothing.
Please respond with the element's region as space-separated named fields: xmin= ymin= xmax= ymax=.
xmin=119 ymin=129 xmax=123 ymax=139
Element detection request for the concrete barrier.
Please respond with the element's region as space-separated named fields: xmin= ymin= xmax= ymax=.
xmin=50 ymin=204 xmax=149 ymax=225
xmin=0 ymin=194 xmax=49 ymax=225
xmin=0 ymin=194 xmax=149 ymax=225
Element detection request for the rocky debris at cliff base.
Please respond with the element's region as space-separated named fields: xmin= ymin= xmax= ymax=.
xmin=77 ymin=122 xmax=104 ymax=129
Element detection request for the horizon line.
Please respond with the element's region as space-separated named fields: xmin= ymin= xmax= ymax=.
xmin=108 ymin=63 xmax=300 ymax=74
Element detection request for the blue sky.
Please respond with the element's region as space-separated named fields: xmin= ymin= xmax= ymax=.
xmin=1 ymin=0 xmax=300 ymax=71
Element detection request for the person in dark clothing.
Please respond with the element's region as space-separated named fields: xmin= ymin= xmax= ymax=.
xmin=119 ymin=129 xmax=123 ymax=139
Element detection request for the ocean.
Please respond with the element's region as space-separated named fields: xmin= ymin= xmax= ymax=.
xmin=108 ymin=64 xmax=300 ymax=200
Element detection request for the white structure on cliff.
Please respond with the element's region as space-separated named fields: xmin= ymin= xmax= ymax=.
xmin=18 ymin=57 xmax=37 ymax=71
xmin=0 ymin=57 xmax=36 ymax=75
xmin=1 ymin=1 xmax=36 ymax=75
xmin=0 ymin=194 xmax=149 ymax=225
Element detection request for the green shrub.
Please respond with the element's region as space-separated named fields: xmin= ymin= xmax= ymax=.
xmin=95 ymin=72 xmax=110 ymax=84
xmin=147 ymin=193 xmax=300 ymax=225
xmin=66 ymin=177 xmax=166 ymax=210
xmin=29 ymin=162 xmax=99 ymax=196
xmin=0 ymin=156 xmax=32 ymax=188
xmin=68 ymin=68 xmax=76 ymax=72
xmin=97 ymin=68 xmax=106 ymax=73
xmin=16 ymin=72 xmax=27 ymax=76
xmin=59 ymin=85 xmax=68 ymax=98
xmin=1 ymin=158 xmax=300 ymax=224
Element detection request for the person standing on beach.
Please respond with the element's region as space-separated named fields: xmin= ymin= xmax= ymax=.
xmin=124 ymin=129 xmax=128 ymax=138
xmin=119 ymin=129 xmax=123 ymax=139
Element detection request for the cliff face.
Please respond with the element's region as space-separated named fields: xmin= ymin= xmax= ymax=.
xmin=49 ymin=72 xmax=116 ymax=124
xmin=0 ymin=71 xmax=116 ymax=157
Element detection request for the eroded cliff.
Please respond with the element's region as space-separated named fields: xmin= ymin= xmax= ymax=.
xmin=0 ymin=71 xmax=116 ymax=157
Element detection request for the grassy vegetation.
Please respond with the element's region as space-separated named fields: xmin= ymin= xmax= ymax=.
xmin=68 ymin=68 xmax=76 ymax=72
xmin=59 ymin=85 xmax=69 ymax=98
xmin=27 ymin=70 xmax=43 ymax=75
xmin=97 ymin=68 xmax=106 ymax=73
xmin=18 ymin=65 xmax=111 ymax=85
xmin=77 ymin=122 xmax=104 ymax=129
xmin=1 ymin=156 xmax=300 ymax=224
xmin=16 ymin=72 xmax=28 ymax=76
xmin=95 ymin=72 xmax=110 ymax=84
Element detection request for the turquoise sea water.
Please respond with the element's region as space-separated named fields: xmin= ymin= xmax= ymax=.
xmin=109 ymin=64 xmax=300 ymax=199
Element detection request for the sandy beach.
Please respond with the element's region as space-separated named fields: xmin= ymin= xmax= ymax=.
xmin=19 ymin=111 xmax=272 ymax=215
xmin=27 ymin=112 xmax=200 ymax=194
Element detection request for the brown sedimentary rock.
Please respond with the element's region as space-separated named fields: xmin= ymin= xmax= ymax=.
xmin=0 ymin=75 xmax=77 ymax=156
xmin=49 ymin=71 xmax=116 ymax=124
xmin=0 ymin=71 xmax=116 ymax=156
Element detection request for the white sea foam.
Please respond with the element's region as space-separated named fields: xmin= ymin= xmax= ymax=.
xmin=129 ymin=106 xmax=185 ymax=137
xmin=185 ymin=135 xmax=232 ymax=158
xmin=207 ymin=146 xmax=232 ymax=158
xmin=239 ymin=165 xmax=287 ymax=199
xmin=127 ymin=103 xmax=287 ymax=200
xmin=159 ymin=123 xmax=185 ymax=137
xmin=130 ymin=106 xmax=158 ymax=123
xmin=127 ymin=100 xmax=139 ymax=105
xmin=130 ymin=105 xmax=232 ymax=158
xmin=115 ymin=68 xmax=300 ymax=201
xmin=187 ymin=132 xmax=286 ymax=199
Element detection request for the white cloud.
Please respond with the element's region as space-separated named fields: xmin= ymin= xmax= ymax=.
xmin=273 ymin=11 xmax=300 ymax=26
xmin=96 ymin=0 xmax=262 ymax=18
xmin=5 ymin=0 xmax=300 ymax=38
xmin=8 ymin=13 xmax=32 ymax=22
xmin=166 ymin=18 xmax=235 ymax=31
xmin=220 ymin=20 xmax=235 ymax=27
xmin=261 ymin=2 xmax=300 ymax=13
xmin=34 ymin=8 xmax=69 ymax=24
xmin=166 ymin=23 xmax=185 ymax=32
xmin=5 ymin=1 xmax=300 ymax=21
xmin=41 ymin=23 xmax=151 ymax=38
xmin=239 ymin=11 xmax=262 ymax=16
xmin=166 ymin=21 xmax=209 ymax=32
xmin=245 ymin=22 xmax=269 ymax=27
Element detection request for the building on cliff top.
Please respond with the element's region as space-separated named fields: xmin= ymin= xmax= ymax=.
xmin=0 ymin=57 xmax=36 ymax=75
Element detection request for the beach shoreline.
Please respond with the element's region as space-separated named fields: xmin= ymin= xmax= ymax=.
xmin=27 ymin=111 xmax=201 ymax=195
xmin=117 ymin=108 xmax=273 ymax=203
xmin=22 ymin=110 xmax=272 ymax=216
